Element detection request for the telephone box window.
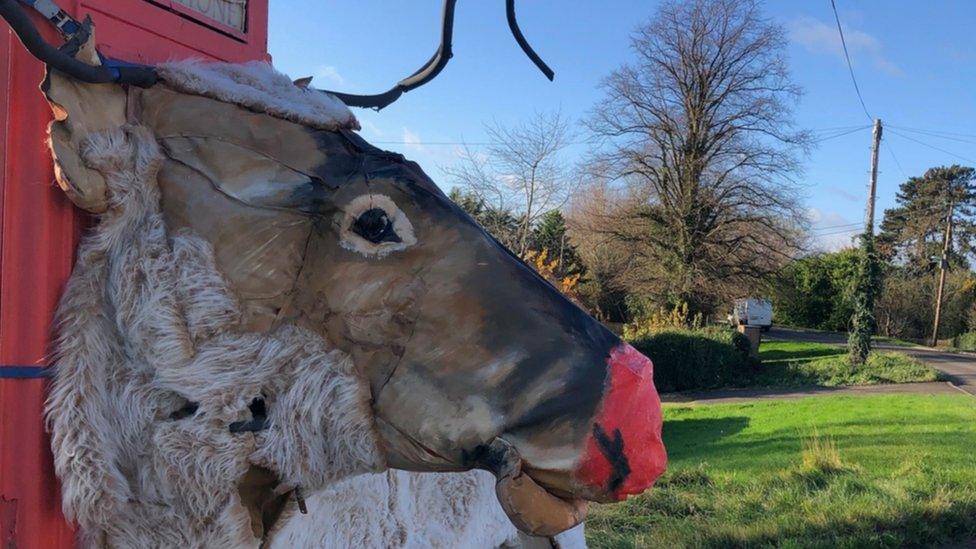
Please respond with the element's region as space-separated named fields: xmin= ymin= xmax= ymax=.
xmin=171 ymin=0 xmax=247 ymax=32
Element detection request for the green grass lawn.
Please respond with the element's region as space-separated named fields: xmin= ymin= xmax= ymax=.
xmin=587 ymin=394 xmax=976 ymax=548
xmin=753 ymin=341 xmax=940 ymax=388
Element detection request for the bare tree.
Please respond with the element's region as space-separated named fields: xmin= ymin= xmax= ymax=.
xmin=584 ymin=0 xmax=809 ymax=313
xmin=446 ymin=111 xmax=577 ymax=255
xmin=566 ymin=180 xmax=635 ymax=321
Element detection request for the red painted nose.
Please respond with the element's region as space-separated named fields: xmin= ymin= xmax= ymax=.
xmin=574 ymin=343 xmax=667 ymax=501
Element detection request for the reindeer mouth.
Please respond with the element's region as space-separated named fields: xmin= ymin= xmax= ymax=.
xmin=475 ymin=438 xmax=588 ymax=537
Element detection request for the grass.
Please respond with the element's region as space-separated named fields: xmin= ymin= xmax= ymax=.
xmin=753 ymin=340 xmax=940 ymax=388
xmin=586 ymin=394 xmax=976 ymax=548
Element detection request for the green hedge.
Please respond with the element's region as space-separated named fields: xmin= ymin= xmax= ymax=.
xmin=952 ymin=331 xmax=976 ymax=351
xmin=629 ymin=328 xmax=754 ymax=392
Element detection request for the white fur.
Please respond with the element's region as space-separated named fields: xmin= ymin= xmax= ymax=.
xmin=158 ymin=60 xmax=359 ymax=131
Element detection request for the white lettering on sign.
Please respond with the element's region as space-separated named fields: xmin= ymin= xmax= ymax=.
xmin=172 ymin=0 xmax=247 ymax=32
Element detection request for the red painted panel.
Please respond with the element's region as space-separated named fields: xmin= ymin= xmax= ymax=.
xmin=0 ymin=1 xmax=269 ymax=546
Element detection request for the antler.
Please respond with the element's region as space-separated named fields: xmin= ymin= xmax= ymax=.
xmin=323 ymin=0 xmax=555 ymax=110
xmin=0 ymin=0 xmax=554 ymax=108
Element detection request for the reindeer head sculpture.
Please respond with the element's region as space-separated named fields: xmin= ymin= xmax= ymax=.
xmin=3 ymin=0 xmax=667 ymax=543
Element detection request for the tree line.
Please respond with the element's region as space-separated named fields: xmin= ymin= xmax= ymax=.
xmin=444 ymin=0 xmax=973 ymax=345
xmin=775 ymin=165 xmax=976 ymax=342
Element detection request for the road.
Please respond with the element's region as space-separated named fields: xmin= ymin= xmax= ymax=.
xmin=768 ymin=327 xmax=976 ymax=396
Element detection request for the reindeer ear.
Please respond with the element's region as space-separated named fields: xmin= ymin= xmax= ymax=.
xmin=43 ymin=31 xmax=128 ymax=213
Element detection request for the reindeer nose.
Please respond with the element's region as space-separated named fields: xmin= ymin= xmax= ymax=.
xmin=573 ymin=343 xmax=667 ymax=501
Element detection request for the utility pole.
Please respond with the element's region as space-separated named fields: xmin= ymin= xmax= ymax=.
xmin=865 ymin=119 xmax=883 ymax=231
xmin=930 ymin=199 xmax=955 ymax=347
xmin=848 ymin=118 xmax=882 ymax=365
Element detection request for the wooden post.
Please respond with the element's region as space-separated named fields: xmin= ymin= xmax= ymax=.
xmin=931 ymin=200 xmax=954 ymax=347
xmin=865 ymin=119 xmax=882 ymax=231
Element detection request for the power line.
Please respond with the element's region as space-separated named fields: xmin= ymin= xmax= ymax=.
xmin=889 ymin=125 xmax=976 ymax=141
xmin=810 ymin=125 xmax=872 ymax=143
xmin=829 ymin=0 xmax=873 ymax=121
xmin=815 ymin=227 xmax=863 ymax=238
xmin=888 ymin=129 xmax=976 ymax=164
xmin=809 ymin=124 xmax=875 ymax=134
xmin=888 ymin=125 xmax=976 ymax=146
xmin=369 ymin=125 xmax=871 ymax=147
xmin=883 ymin=140 xmax=909 ymax=179
xmin=809 ymin=199 xmax=956 ymax=235
xmin=810 ymin=222 xmax=863 ymax=232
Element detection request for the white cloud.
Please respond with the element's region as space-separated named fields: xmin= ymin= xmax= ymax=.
xmin=402 ymin=127 xmax=424 ymax=152
xmin=789 ymin=16 xmax=902 ymax=76
xmin=314 ymin=65 xmax=345 ymax=85
xmin=826 ymin=185 xmax=861 ymax=203
xmin=807 ymin=207 xmax=847 ymax=226
xmin=815 ymin=231 xmax=859 ymax=252
xmin=359 ymin=119 xmax=387 ymax=139
xmin=807 ymin=207 xmax=861 ymax=251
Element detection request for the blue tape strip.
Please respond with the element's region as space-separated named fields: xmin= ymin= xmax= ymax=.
xmin=0 ymin=366 xmax=53 ymax=379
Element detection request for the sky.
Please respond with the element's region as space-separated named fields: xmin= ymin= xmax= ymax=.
xmin=267 ymin=1 xmax=976 ymax=251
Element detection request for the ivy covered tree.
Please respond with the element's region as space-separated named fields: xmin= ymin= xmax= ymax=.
xmin=848 ymin=233 xmax=881 ymax=365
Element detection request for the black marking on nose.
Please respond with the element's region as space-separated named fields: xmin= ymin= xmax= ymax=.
xmin=230 ymin=397 xmax=269 ymax=433
xmin=169 ymin=401 xmax=199 ymax=421
xmin=593 ymin=424 xmax=630 ymax=493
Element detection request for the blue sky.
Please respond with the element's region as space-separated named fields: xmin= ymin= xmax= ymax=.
xmin=268 ymin=1 xmax=976 ymax=251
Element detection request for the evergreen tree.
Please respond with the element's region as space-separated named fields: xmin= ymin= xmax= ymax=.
xmin=448 ymin=188 xmax=521 ymax=250
xmin=878 ymin=165 xmax=976 ymax=270
xmin=529 ymin=210 xmax=585 ymax=277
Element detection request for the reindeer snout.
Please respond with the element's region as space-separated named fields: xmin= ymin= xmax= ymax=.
xmin=573 ymin=343 xmax=667 ymax=501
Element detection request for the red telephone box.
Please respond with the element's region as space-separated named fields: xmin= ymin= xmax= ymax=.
xmin=0 ymin=2 xmax=268 ymax=546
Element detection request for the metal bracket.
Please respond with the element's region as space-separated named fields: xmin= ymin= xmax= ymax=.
xmin=18 ymin=0 xmax=81 ymax=38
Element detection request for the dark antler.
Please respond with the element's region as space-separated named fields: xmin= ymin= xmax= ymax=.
xmin=505 ymin=0 xmax=554 ymax=81
xmin=0 ymin=0 xmax=554 ymax=107
xmin=323 ymin=0 xmax=555 ymax=110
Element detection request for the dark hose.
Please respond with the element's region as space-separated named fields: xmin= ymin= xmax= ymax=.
xmin=506 ymin=0 xmax=554 ymax=81
xmin=0 ymin=0 xmax=157 ymax=87
xmin=324 ymin=0 xmax=555 ymax=110
xmin=326 ymin=0 xmax=457 ymax=110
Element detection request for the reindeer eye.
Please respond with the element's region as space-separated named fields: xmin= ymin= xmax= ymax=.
xmin=353 ymin=208 xmax=401 ymax=244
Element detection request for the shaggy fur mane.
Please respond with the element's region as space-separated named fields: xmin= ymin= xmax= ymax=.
xmin=158 ymin=60 xmax=359 ymax=131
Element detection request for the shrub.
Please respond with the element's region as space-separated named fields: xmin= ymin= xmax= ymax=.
xmin=953 ymin=331 xmax=976 ymax=351
xmin=623 ymin=302 xmax=704 ymax=339
xmin=804 ymin=351 xmax=940 ymax=386
xmin=629 ymin=327 xmax=753 ymax=392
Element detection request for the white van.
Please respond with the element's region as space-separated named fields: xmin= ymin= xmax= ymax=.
xmin=729 ymin=298 xmax=773 ymax=331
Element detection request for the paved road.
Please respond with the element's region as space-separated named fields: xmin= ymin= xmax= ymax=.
xmin=768 ymin=327 xmax=976 ymax=395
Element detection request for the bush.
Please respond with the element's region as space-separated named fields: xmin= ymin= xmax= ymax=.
xmin=953 ymin=331 xmax=976 ymax=351
xmin=770 ymin=249 xmax=859 ymax=331
xmin=629 ymin=327 xmax=753 ymax=392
